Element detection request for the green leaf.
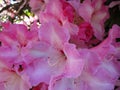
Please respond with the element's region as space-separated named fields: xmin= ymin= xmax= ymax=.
xmin=23 ymin=9 xmax=33 ymax=17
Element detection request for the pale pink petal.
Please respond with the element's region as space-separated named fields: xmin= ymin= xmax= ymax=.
xmin=27 ymin=21 xmax=39 ymax=41
xmin=63 ymin=43 xmax=84 ymax=78
xmin=23 ymin=58 xmax=52 ymax=86
xmin=0 ymin=22 xmax=38 ymax=48
xmin=0 ymin=27 xmax=18 ymax=47
xmin=49 ymin=75 xmax=74 ymax=90
xmin=78 ymin=0 xmax=94 ymax=22
xmin=22 ymin=41 xmax=63 ymax=64
xmin=29 ymin=0 xmax=42 ymax=11
xmin=38 ymin=21 xmax=70 ymax=48
xmin=39 ymin=12 xmax=56 ymax=23
xmin=64 ymin=20 xmax=79 ymax=35
xmin=43 ymin=0 xmax=64 ymax=21
xmin=29 ymin=0 xmax=45 ymax=15
xmin=0 ymin=46 xmax=20 ymax=66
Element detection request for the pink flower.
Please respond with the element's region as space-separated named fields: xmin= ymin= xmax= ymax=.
xmin=48 ymin=48 xmax=119 ymax=90
xmin=0 ymin=22 xmax=39 ymax=88
xmin=68 ymin=0 xmax=109 ymax=40
xmin=22 ymin=20 xmax=84 ymax=86
xmin=39 ymin=20 xmax=84 ymax=77
xmin=0 ymin=60 xmax=31 ymax=90
xmin=48 ymin=24 xmax=120 ymax=90
xmin=0 ymin=22 xmax=38 ymax=64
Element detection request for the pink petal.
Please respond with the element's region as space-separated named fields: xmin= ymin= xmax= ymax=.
xmin=29 ymin=0 xmax=45 ymax=14
xmin=63 ymin=43 xmax=84 ymax=78
xmin=0 ymin=46 xmax=20 ymax=66
xmin=0 ymin=22 xmax=38 ymax=48
xmin=62 ymin=0 xmax=75 ymax=22
xmin=44 ymin=0 xmax=63 ymax=21
xmin=38 ymin=21 xmax=70 ymax=48
xmin=49 ymin=75 xmax=74 ymax=90
xmin=23 ymin=58 xmax=52 ymax=86
xmin=78 ymin=0 xmax=94 ymax=22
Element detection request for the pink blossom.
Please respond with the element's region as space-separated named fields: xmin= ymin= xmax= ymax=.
xmin=39 ymin=20 xmax=84 ymax=77
xmin=21 ymin=20 xmax=84 ymax=86
xmin=0 ymin=22 xmax=39 ymax=88
xmin=47 ymin=24 xmax=120 ymax=90
xmin=0 ymin=60 xmax=31 ymax=90
xmin=38 ymin=20 xmax=70 ymax=48
xmin=49 ymin=48 xmax=119 ymax=90
xmin=0 ymin=22 xmax=38 ymax=63
xmin=68 ymin=0 xmax=109 ymax=40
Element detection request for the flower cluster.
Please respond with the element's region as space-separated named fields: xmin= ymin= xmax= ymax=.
xmin=0 ymin=0 xmax=120 ymax=90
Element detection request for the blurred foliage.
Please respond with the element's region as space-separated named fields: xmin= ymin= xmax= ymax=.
xmin=0 ymin=0 xmax=34 ymax=23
